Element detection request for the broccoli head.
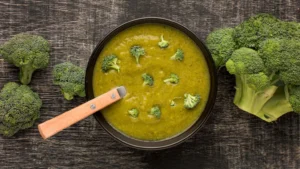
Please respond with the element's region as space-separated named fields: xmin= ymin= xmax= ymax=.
xmin=130 ymin=46 xmax=145 ymax=64
xmin=149 ymin=106 xmax=161 ymax=118
xmin=184 ymin=93 xmax=201 ymax=109
xmin=226 ymin=47 xmax=264 ymax=75
xmin=101 ymin=55 xmax=120 ymax=72
xmin=259 ymin=38 xmax=300 ymax=85
xmin=233 ymin=13 xmax=280 ymax=49
xmin=276 ymin=21 xmax=300 ymax=40
xmin=0 ymin=33 xmax=50 ymax=85
xmin=163 ymin=73 xmax=179 ymax=84
xmin=206 ymin=13 xmax=300 ymax=122
xmin=0 ymin=82 xmax=42 ymax=137
xmin=170 ymin=49 xmax=184 ymax=61
xmin=223 ymin=39 xmax=300 ymax=122
xmin=53 ymin=62 xmax=86 ymax=100
xmin=128 ymin=108 xmax=139 ymax=118
xmin=158 ymin=35 xmax=169 ymax=48
xmin=206 ymin=28 xmax=236 ymax=67
xmin=142 ymin=73 xmax=154 ymax=86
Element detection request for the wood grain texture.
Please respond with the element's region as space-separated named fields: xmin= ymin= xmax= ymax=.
xmin=0 ymin=0 xmax=300 ymax=168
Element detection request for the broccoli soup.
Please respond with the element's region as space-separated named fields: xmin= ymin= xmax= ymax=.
xmin=93 ymin=23 xmax=210 ymax=141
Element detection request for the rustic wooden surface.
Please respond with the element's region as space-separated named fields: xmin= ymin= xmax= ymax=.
xmin=0 ymin=0 xmax=300 ymax=168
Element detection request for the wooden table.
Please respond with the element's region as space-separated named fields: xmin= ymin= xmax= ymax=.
xmin=0 ymin=0 xmax=299 ymax=168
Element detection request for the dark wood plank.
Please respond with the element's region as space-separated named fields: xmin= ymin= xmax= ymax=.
xmin=0 ymin=0 xmax=299 ymax=168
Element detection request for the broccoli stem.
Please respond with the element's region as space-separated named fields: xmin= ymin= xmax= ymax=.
xmin=257 ymin=87 xmax=293 ymax=122
xmin=251 ymin=86 xmax=278 ymax=114
xmin=234 ymin=75 xmax=278 ymax=121
xmin=233 ymin=76 xmax=243 ymax=105
xmin=19 ymin=65 xmax=35 ymax=85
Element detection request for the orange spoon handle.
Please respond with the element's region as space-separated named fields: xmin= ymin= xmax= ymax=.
xmin=38 ymin=88 xmax=122 ymax=139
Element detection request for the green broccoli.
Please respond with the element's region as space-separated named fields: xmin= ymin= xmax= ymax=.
xmin=128 ymin=108 xmax=139 ymax=118
xmin=53 ymin=62 xmax=85 ymax=100
xmin=184 ymin=93 xmax=201 ymax=109
xmin=206 ymin=28 xmax=236 ymax=67
xmin=170 ymin=97 xmax=182 ymax=107
xmin=142 ymin=73 xmax=154 ymax=86
xmin=163 ymin=73 xmax=179 ymax=84
xmin=0 ymin=33 xmax=50 ymax=85
xmin=158 ymin=35 xmax=169 ymax=48
xmin=206 ymin=13 xmax=300 ymax=122
xmin=259 ymin=39 xmax=300 ymax=85
xmin=101 ymin=55 xmax=120 ymax=72
xmin=224 ymin=40 xmax=300 ymax=122
xmin=0 ymin=82 xmax=42 ymax=137
xmin=170 ymin=49 xmax=184 ymax=61
xmin=170 ymin=100 xmax=176 ymax=106
xmin=276 ymin=21 xmax=300 ymax=40
xmin=233 ymin=13 xmax=280 ymax=49
xmin=130 ymin=46 xmax=145 ymax=64
xmin=149 ymin=106 xmax=161 ymax=118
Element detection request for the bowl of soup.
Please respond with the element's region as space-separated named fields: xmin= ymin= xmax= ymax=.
xmin=85 ymin=17 xmax=217 ymax=150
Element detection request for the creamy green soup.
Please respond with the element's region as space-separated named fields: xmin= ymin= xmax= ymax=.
xmin=93 ymin=23 xmax=210 ymax=140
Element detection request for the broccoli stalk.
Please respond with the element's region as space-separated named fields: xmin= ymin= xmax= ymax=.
xmin=158 ymin=35 xmax=169 ymax=48
xmin=19 ymin=65 xmax=35 ymax=85
xmin=130 ymin=46 xmax=145 ymax=64
xmin=53 ymin=62 xmax=86 ymax=100
xmin=232 ymin=74 xmax=279 ymax=119
xmin=170 ymin=49 xmax=184 ymax=61
xmin=256 ymin=87 xmax=294 ymax=122
xmin=0 ymin=33 xmax=50 ymax=85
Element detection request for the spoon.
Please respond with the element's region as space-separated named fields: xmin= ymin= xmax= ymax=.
xmin=38 ymin=86 xmax=127 ymax=139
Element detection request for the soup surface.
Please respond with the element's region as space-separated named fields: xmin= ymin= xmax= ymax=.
xmin=93 ymin=23 xmax=210 ymax=140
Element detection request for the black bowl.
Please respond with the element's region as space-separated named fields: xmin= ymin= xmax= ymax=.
xmin=85 ymin=17 xmax=217 ymax=150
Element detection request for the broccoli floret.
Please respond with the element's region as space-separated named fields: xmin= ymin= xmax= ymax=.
xmin=163 ymin=73 xmax=179 ymax=84
xmin=170 ymin=100 xmax=176 ymax=106
xmin=170 ymin=49 xmax=184 ymax=61
xmin=259 ymin=38 xmax=300 ymax=85
xmin=130 ymin=46 xmax=145 ymax=64
xmin=170 ymin=97 xmax=182 ymax=107
xmin=233 ymin=13 xmax=280 ymax=49
xmin=0 ymin=82 xmax=42 ymax=136
xmin=0 ymin=33 xmax=50 ymax=85
xmin=289 ymin=86 xmax=300 ymax=113
xmin=226 ymin=47 xmax=265 ymax=74
xmin=276 ymin=21 xmax=300 ymax=40
xmin=101 ymin=55 xmax=120 ymax=72
xmin=142 ymin=73 xmax=153 ymax=86
xmin=53 ymin=62 xmax=85 ymax=100
xmin=206 ymin=28 xmax=236 ymax=67
xmin=158 ymin=35 xmax=169 ymax=48
xmin=184 ymin=93 xmax=201 ymax=109
xmin=149 ymin=106 xmax=161 ymax=118
xmin=128 ymin=108 xmax=139 ymax=118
